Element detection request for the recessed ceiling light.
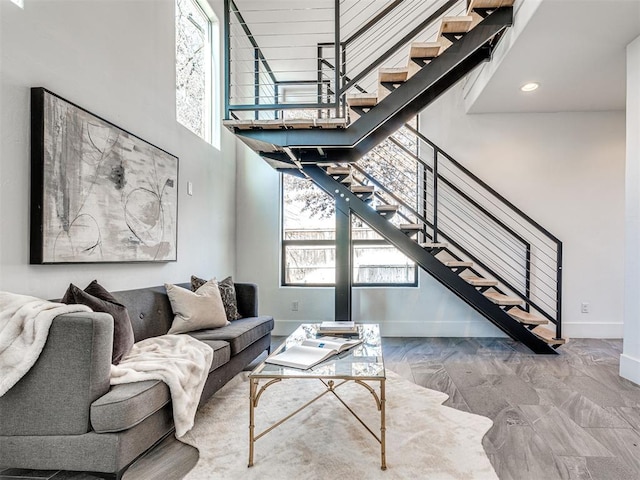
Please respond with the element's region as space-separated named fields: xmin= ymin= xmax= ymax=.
xmin=521 ymin=82 xmax=540 ymax=92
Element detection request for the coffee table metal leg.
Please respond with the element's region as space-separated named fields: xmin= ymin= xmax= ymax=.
xmin=380 ymin=378 xmax=386 ymax=470
xmin=248 ymin=378 xmax=257 ymax=467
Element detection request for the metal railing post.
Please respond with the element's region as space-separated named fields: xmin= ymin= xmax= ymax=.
xmin=317 ymin=45 xmax=323 ymax=118
xmin=556 ymin=243 xmax=563 ymax=339
xmin=525 ymin=244 xmax=531 ymax=312
xmin=334 ymin=0 xmax=341 ymax=118
xmin=223 ymin=0 xmax=230 ymax=119
xmin=433 ymin=150 xmax=439 ymax=242
xmin=254 ymin=48 xmax=260 ymax=120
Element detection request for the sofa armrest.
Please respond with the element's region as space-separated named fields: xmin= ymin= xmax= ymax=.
xmin=0 ymin=313 xmax=113 ymax=436
xmin=234 ymin=283 xmax=258 ymax=318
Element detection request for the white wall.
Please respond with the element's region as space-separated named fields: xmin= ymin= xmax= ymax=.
xmin=421 ymin=84 xmax=625 ymax=339
xmin=0 ymin=0 xmax=237 ymax=298
xmin=622 ymin=35 xmax=640 ymax=384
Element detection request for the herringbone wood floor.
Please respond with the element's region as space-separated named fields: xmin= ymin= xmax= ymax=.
xmin=2 ymin=337 xmax=639 ymax=480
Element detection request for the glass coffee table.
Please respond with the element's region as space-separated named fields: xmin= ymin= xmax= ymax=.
xmin=248 ymin=323 xmax=386 ymax=470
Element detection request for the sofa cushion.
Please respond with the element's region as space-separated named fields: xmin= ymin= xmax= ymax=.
xmin=112 ymin=286 xmax=174 ymax=342
xmin=62 ymin=281 xmax=134 ymax=365
xmin=166 ymin=281 xmax=229 ymax=334
xmin=188 ymin=316 xmax=274 ymax=356
xmin=90 ymin=340 xmax=230 ymax=433
xmin=191 ymin=275 xmax=242 ymax=321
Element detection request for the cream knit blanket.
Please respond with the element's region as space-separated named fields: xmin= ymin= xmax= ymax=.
xmin=0 ymin=292 xmax=92 ymax=396
xmin=110 ymin=334 xmax=213 ymax=437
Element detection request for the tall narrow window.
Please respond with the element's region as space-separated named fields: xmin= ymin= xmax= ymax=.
xmin=176 ymin=0 xmax=212 ymax=141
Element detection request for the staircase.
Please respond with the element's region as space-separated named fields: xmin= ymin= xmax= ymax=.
xmin=223 ymin=0 xmax=566 ymax=353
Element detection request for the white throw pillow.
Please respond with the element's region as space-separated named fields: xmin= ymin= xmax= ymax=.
xmin=165 ymin=280 xmax=229 ymax=334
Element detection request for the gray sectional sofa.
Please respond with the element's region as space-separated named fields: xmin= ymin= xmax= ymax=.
xmin=0 ymin=282 xmax=274 ymax=479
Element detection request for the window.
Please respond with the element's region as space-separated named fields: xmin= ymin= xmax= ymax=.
xmin=176 ymin=0 xmax=212 ymax=141
xmin=282 ymin=175 xmax=417 ymax=286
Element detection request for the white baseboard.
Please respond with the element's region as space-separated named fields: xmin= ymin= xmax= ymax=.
xmin=562 ymin=322 xmax=624 ymax=339
xmin=273 ymin=320 xmax=624 ymax=339
xmin=620 ymin=353 xmax=640 ymax=386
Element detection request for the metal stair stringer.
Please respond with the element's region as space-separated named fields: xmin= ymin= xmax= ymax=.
xmin=231 ymin=7 xmax=513 ymax=167
xmin=304 ymin=165 xmax=558 ymax=355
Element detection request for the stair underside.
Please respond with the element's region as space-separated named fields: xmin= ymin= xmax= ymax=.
xmin=304 ymin=165 xmax=558 ymax=354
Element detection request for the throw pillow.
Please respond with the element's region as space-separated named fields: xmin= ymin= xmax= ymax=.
xmin=191 ymin=275 xmax=242 ymax=321
xmin=190 ymin=275 xmax=207 ymax=292
xmin=165 ymin=280 xmax=229 ymax=334
xmin=61 ymin=281 xmax=135 ymax=365
xmin=218 ymin=276 xmax=242 ymax=321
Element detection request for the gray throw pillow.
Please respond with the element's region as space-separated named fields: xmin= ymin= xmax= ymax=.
xmin=191 ymin=275 xmax=241 ymax=321
xmin=61 ymin=280 xmax=135 ymax=365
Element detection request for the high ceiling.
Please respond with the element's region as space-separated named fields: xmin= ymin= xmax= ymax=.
xmin=467 ymin=0 xmax=640 ymax=113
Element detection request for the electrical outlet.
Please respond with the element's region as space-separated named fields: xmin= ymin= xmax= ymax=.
xmin=581 ymin=302 xmax=589 ymax=314
xmin=291 ymin=301 xmax=299 ymax=312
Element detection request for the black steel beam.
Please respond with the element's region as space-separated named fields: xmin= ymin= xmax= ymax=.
xmin=304 ymin=165 xmax=557 ymax=354
xmin=335 ymin=196 xmax=352 ymax=320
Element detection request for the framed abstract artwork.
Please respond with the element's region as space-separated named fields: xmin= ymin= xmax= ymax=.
xmin=30 ymin=87 xmax=179 ymax=264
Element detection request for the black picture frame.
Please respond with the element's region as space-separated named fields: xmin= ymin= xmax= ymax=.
xmin=30 ymin=87 xmax=179 ymax=264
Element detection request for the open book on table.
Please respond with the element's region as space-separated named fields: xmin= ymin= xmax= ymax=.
xmin=265 ymin=336 xmax=363 ymax=370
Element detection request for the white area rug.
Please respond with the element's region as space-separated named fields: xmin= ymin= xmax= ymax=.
xmin=181 ymin=371 xmax=497 ymax=479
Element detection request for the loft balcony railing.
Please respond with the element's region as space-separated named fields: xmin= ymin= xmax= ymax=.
xmin=224 ymin=0 xmax=464 ymax=121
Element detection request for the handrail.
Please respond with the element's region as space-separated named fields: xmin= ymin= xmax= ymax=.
xmin=343 ymin=0 xmax=406 ymax=46
xmin=351 ymin=160 xmax=561 ymax=328
xmin=341 ymin=0 xmax=459 ymax=92
xmin=406 ymin=124 xmax=562 ymax=245
xmin=365 ymin=121 xmax=563 ymax=336
xmin=229 ymin=0 xmax=277 ymax=85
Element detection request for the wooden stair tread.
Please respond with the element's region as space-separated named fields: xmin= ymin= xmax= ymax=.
xmin=444 ymin=260 xmax=473 ymax=268
xmin=223 ymin=118 xmax=347 ymax=130
xmin=532 ymin=326 xmax=567 ymax=345
xmin=484 ymin=292 xmax=523 ymax=306
xmin=439 ymin=16 xmax=474 ymax=36
xmin=507 ymin=308 xmax=549 ymax=326
xmin=327 ymin=166 xmax=351 ymax=175
xmin=420 ymin=242 xmax=449 ymax=249
xmin=379 ymin=67 xmax=409 ymax=83
xmin=347 ymin=93 xmax=378 ymax=107
xmin=410 ymin=42 xmax=442 ymax=59
xmin=351 ymin=185 xmax=375 ymax=193
xmin=464 ymin=276 xmax=498 ymax=287
xmin=399 ymin=223 xmax=422 ymax=230
xmin=376 ymin=204 xmax=399 ymax=212
xmin=468 ymin=0 xmax=515 ymax=13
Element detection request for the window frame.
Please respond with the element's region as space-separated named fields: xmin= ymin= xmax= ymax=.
xmin=175 ymin=0 xmax=214 ymax=143
xmin=280 ymin=175 xmax=418 ymax=288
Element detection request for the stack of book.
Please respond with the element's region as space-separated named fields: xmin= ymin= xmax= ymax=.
xmin=317 ymin=321 xmax=359 ymax=336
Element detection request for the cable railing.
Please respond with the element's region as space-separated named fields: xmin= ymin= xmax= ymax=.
xmin=225 ymin=0 xmax=463 ymax=120
xmin=351 ymin=123 xmax=564 ymax=339
xmin=225 ymin=0 xmax=564 ymax=339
